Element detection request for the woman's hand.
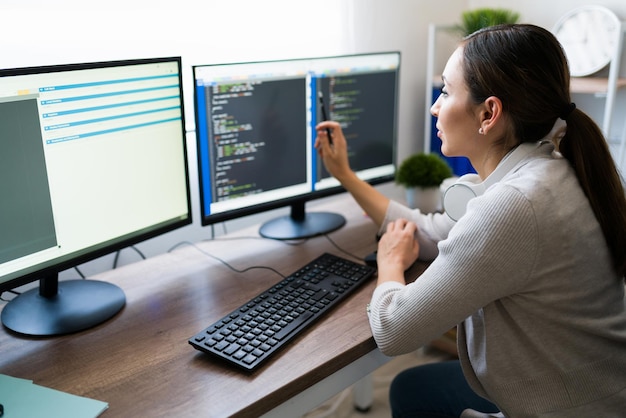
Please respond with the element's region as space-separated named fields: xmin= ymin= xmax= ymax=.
xmin=314 ymin=120 xmax=391 ymax=227
xmin=314 ymin=121 xmax=353 ymax=181
xmin=376 ymin=219 xmax=420 ymax=285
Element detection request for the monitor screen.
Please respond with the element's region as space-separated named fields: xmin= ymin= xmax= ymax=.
xmin=0 ymin=57 xmax=191 ymax=336
xmin=193 ymin=52 xmax=400 ymax=239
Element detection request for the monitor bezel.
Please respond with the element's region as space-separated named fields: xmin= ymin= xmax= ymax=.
xmin=0 ymin=56 xmax=192 ymax=293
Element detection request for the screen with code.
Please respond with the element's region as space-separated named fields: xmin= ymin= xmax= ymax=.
xmin=193 ymin=52 xmax=400 ymax=237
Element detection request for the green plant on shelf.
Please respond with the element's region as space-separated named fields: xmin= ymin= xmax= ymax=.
xmin=455 ymin=8 xmax=520 ymax=36
xmin=396 ymin=153 xmax=453 ymax=189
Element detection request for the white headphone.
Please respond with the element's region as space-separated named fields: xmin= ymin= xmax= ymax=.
xmin=443 ymin=142 xmax=538 ymax=221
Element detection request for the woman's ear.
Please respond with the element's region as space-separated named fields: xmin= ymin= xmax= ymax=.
xmin=478 ymin=96 xmax=503 ymax=135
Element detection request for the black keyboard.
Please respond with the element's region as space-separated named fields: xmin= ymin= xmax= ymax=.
xmin=188 ymin=252 xmax=376 ymax=372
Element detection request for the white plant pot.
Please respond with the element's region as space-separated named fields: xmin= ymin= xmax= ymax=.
xmin=405 ymin=186 xmax=441 ymax=213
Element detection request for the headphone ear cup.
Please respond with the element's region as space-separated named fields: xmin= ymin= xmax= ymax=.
xmin=443 ymin=174 xmax=483 ymax=221
xmin=441 ymin=142 xmax=538 ymax=221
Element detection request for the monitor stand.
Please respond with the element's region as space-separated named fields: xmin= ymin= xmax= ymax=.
xmin=1 ymin=273 xmax=126 ymax=337
xmin=259 ymin=201 xmax=346 ymax=240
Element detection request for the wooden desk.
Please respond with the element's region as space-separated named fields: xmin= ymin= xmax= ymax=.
xmin=0 ymin=192 xmax=425 ymax=417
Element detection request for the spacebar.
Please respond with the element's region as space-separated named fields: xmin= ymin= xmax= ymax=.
xmin=274 ymin=311 xmax=314 ymax=340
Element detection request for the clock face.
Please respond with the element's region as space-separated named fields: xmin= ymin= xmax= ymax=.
xmin=553 ymin=6 xmax=621 ymax=77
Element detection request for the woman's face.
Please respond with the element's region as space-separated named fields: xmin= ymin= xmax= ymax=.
xmin=430 ymin=46 xmax=480 ymax=159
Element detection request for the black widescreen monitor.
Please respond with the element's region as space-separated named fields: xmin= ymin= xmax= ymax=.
xmin=0 ymin=57 xmax=191 ymax=336
xmin=193 ymin=52 xmax=400 ymax=240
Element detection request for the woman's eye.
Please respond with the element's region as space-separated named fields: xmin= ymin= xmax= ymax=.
xmin=440 ymin=88 xmax=448 ymax=97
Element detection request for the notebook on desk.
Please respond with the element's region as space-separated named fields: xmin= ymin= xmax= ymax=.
xmin=0 ymin=374 xmax=108 ymax=418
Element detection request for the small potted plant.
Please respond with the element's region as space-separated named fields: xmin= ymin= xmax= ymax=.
xmin=455 ymin=8 xmax=520 ymax=36
xmin=396 ymin=153 xmax=453 ymax=212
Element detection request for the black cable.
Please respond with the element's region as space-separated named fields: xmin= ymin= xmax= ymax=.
xmin=75 ymin=266 xmax=86 ymax=279
xmin=322 ymin=234 xmax=366 ymax=262
xmin=113 ymin=251 xmax=121 ymax=269
xmin=167 ymin=240 xmax=286 ymax=279
xmin=0 ymin=289 xmax=21 ymax=302
xmin=207 ymin=223 xmax=228 ymax=239
xmin=113 ymin=246 xmax=147 ymax=269
xmin=130 ymin=246 xmax=146 ymax=260
xmin=165 ymin=230 xmax=362 ymax=279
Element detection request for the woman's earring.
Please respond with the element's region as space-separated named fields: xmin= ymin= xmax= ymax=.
xmin=478 ymin=127 xmax=484 ymax=135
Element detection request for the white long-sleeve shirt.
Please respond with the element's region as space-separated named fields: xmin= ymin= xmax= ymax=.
xmin=368 ymin=141 xmax=626 ymax=417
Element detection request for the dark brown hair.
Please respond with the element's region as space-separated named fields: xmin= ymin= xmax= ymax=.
xmin=463 ymin=24 xmax=626 ymax=277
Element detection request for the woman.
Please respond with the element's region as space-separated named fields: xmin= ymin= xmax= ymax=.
xmin=315 ymin=24 xmax=626 ymax=417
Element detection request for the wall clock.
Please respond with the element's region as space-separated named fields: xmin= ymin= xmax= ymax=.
xmin=553 ymin=5 xmax=621 ymax=77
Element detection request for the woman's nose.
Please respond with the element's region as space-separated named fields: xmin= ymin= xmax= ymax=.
xmin=430 ymin=95 xmax=440 ymax=117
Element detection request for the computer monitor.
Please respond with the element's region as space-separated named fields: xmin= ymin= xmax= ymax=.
xmin=193 ymin=52 xmax=400 ymax=240
xmin=0 ymin=57 xmax=191 ymax=336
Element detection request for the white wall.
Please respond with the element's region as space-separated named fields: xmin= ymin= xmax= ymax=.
xmin=2 ymin=0 xmax=624 ymax=280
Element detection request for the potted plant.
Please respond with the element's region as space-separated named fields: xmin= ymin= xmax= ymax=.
xmin=396 ymin=153 xmax=453 ymax=213
xmin=455 ymin=8 xmax=520 ymax=36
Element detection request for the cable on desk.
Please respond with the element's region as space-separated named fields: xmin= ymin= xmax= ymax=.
xmin=165 ymin=230 xmax=368 ymax=282
xmin=322 ymin=233 xmax=369 ymax=263
xmin=0 ymin=289 xmax=20 ymax=302
xmin=207 ymin=222 xmax=235 ymax=240
xmin=167 ymin=240 xmax=287 ymax=279
xmin=112 ymin=246 xmax=146 ymax=269
xmin=74 ymin=266 xmax=86 ymax=279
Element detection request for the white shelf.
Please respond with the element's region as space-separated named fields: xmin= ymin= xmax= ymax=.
xmin=570 ymin=77 xmax=626 ymax=95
